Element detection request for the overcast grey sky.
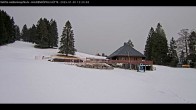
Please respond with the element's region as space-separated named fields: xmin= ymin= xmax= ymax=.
xmin=1 ymin=7 xmax=196 ymax=55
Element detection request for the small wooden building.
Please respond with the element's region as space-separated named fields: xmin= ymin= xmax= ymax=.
xmin=107 ymin=42 xmax=153 ymax=70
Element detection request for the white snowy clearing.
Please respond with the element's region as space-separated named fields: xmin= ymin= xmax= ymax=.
xmin=0 ymin=41 xmax=196 ymax=103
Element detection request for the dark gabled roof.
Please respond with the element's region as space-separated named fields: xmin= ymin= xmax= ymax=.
xmin=108 ymin=43 xmax=146 ymax=58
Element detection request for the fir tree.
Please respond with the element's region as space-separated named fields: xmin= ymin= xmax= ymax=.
xmin=9 ymin=17 xmax=16 ymax=43
xmin=0 ymin=10 xmax=7 ymax=45
xmin=21 ymin=24 xmax=29 ymax=42
xmin=187 ymin=53 xmax=196 ymax=68
xmin=4 ymin=14 xmax=13 ymax=43
xmin=151 ymin=23 xmax=169 ymax=65
xmin=0 ymin=10 xmax=16 ymax=45
xmin=36 ymin=18 xmax=49 ymax=48
xmin=29 ymin=24 xmax=37 ymax=43
xmin=188 ymin=31 xmax=196 ymax=54
xmin=168 ymin=37 xmax=178 ymax=67
xmin=187 ymin=31 xmax=196 ymax=67
xmin=59 ymin=20 xmax=76 ymax=56
xmin=14 ymin=25 xmax=21 ymax=41
xmin=144 ymin=27 xmax=154 ymax=60
xmin=50 ymin=19 xmax=58 ymax=47
xmin=34 ymin=18 xmax=58 ymax=48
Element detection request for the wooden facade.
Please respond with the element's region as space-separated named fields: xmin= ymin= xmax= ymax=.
xmin=106 ymin=57 xmax=153 ymax=70
xmin=110 ymin=56 xmax=143 ymax=61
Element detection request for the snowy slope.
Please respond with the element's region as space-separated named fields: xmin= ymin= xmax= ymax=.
xmin=0 ymin=41 xmax=196 ymax=103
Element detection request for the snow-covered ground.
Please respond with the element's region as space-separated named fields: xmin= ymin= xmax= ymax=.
xmin=0 ymin=41 xmax=196 ymax=103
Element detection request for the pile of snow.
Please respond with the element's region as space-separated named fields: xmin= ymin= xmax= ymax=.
xmin=0 ymin=41 xmax=196 ymax=103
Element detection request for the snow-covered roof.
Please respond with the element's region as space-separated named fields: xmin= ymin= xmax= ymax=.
xmin=74 ymin=52 xmax=107 ymax=60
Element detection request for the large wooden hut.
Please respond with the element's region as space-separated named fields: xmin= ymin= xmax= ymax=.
xmin=107 ymin=42 xmax=153 ymax=70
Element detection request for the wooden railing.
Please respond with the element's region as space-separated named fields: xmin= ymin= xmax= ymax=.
xmin=85 ymin=59 xmax=153 ymax=65
xmin=106 ymin=60 xmax=153 ymax=65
